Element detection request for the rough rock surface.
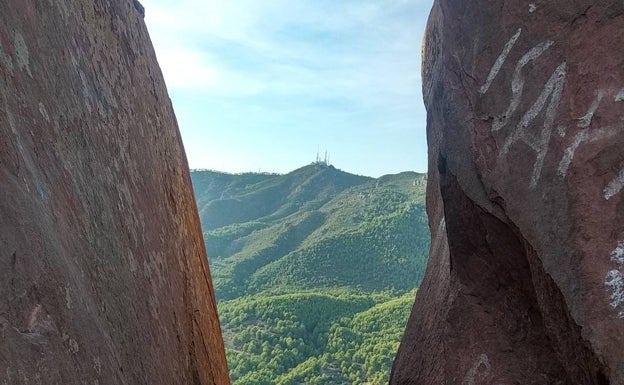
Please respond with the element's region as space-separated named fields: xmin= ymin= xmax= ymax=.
xmin=392 ymin=1 xmax=624 ymax=384
xmin=0 ymin=1 xmax=229 ymax=384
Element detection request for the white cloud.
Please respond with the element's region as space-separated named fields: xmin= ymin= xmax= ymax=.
xmin=155 ymin=48 xmax=219 ymax=89
xmin=143 ymin=0 xmax=426 ymax=99
xmin=155 ymin=47 xmax=271 ymax=96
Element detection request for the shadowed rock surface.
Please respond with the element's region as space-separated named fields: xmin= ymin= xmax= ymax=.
xmin=392 ymin=1 xmax=624 ymax=384
xmin=0 ymin=1 xmax=229 ymax=384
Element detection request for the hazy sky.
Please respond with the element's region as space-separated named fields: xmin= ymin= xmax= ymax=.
xmin=142 ymin=0 xmax=433 ymax=177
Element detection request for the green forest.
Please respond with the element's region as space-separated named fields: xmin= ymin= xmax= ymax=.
xmin=191 ymin=163 xmax=429 ymax=384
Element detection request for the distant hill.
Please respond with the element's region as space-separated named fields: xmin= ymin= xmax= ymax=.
xmin=191 ymin=163 xmax=429 ymax=300
xmin=190 ymin=163 xmax=430 ymax=385
xmin=192 ymin=164 xmax=369 ymax=231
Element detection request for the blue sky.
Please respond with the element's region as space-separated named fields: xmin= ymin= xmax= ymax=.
xmin=142 ymin=0 xmax=432 ymax=177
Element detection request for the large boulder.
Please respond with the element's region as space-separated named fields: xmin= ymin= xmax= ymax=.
xmin=392 ymin=1 xmax=624 ymax=384
xmin=0 ymin=1 xmax=229 ymax=384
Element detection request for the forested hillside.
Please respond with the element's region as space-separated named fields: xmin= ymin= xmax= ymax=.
xmin=190 ymin=163 xmax=429 ymax=384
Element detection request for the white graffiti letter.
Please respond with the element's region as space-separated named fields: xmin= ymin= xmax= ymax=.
xmin=480 ymin=29 xmax=522 ymax=95
xmin=604 ymin=167 xmax=624 ymax=200
xmin=500 ymin=62 xmax=567 ymax=188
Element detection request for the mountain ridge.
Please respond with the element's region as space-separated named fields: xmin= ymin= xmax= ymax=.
xmin=191 ymin=163 xmax=428 ymax=300
xmin=190 ymin=163 xmax=430 ymax=384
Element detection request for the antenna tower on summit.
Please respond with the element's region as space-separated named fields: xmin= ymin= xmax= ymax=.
xmin=314 ymin=147 xmax=330 ymax=166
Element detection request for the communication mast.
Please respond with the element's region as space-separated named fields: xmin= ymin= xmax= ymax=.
xmin=314 ymin=147 xmax=331 ymax=166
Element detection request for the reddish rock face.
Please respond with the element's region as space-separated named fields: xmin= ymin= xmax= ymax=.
xmin=0 ymin=1 xmax=229 ymax=384
xmin=392 ymin=1 xmax=624 ymax=384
